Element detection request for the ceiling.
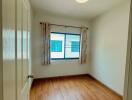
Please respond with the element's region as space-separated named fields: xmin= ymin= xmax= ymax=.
xmin=30 ymin=0 xmax=125 ymax=20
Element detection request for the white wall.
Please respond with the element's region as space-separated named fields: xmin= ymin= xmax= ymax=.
xmin=32 ymin=12 xmax=91 ymax=78
xmin=90 ymin=0 xmax=130 ymax=95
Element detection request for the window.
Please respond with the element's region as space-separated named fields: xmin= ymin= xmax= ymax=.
xmin=50 ymin=32 xmax=80 ymax=60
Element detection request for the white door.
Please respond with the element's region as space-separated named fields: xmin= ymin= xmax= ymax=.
xmin=21 ymin=0 xmax=31 ymax=99
xmin=0 ymin=0 xmax=3 ymax=99
xmin=2 ymin=0 xmax=32 ymax=99
xmin=2 ymin=0 xmax=16 ymax=99
xmin=16 ymin=0 xmax=23 ymax=99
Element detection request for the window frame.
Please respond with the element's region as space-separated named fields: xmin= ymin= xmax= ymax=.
xmin=50 ymin=32 xmax=81 ymax=60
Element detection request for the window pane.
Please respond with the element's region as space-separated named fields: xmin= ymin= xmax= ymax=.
xmin=51 ymin=40 xmax=62 ymax=52
xmin=50 ymin=33 xmax=64 ymax=59
xmin=71 ymin=41 xmax=80 ymax=52
xmin=65 ymin=35 xmax=80 ymax=58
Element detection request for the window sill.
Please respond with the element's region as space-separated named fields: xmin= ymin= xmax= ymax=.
xmin=51 ymin=58 xmax=79 ymax=60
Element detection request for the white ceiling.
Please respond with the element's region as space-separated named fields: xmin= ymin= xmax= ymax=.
xmin=30 ymin=0 xmax=125 ymax=20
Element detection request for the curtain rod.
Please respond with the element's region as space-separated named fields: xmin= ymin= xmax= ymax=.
xmin=40 ymin=22 xmax=88 ymax=30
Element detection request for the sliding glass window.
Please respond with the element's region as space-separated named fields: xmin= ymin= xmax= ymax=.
xmin=50 ymin=32 xmax=80 ymax=60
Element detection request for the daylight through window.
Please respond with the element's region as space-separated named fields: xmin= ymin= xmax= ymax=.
xmin=50 ymin=32 xmax=80 ymax=60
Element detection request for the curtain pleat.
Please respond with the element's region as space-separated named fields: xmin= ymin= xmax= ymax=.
xmin=41 ymin=22 xmax=51 ymax=65
xmin=79 ymin=27 xmax=88 ymax=64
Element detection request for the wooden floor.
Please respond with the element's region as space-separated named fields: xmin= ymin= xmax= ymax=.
xmin=30 ymin=75 xmax=122 ymax=100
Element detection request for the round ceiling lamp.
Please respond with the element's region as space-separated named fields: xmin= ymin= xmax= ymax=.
xmin=75 ymin=0 xmax=88 ymax=3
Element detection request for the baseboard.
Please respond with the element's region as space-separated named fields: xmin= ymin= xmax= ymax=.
xmin=34 ymin=74 xmax=89 ymax=80
xmin=33 ymin=74 xmax=123 ymax=99
xmin=88 ymin=74 xmax=123 ymax=99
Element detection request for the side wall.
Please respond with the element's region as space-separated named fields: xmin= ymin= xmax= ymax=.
xmin=124 ymin=1 xmax=132 ymax=100
xmin=90 ymin=0 xmax=130 ymax=95
xmin=32 ymin=12 xmax=91 ymax=78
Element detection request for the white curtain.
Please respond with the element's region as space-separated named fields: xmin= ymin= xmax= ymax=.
xmin=41 ymin=22 xmax=51 ymax=65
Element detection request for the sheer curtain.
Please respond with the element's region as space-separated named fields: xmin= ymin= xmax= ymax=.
xmin=41 ymin=22 xmax=51 ymax=65
xmin=79 ymin=27 xmax=88 ymax=64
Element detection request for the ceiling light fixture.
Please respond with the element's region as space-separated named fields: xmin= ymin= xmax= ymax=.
xmin=75 ymin=0 xmax=88 ymax=3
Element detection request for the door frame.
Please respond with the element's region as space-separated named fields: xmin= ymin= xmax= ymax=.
xmin=124 ymin=0 xmax=132 ymax=100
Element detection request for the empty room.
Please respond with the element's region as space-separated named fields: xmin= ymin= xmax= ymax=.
xmin=1 ymin=0 xmax=132 ymax=100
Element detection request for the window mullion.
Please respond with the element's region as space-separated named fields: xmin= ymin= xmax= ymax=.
xmin=64 ymin=34 xmax=66 ymax=59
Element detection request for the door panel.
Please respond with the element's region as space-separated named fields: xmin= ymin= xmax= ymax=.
xmin=22 ymin=0 xmax=28 ymax=87
xmin=17 ymin=0 xmax=23 ymax=99
xmin=0 ymin=0 xmax=3 ymax=99
xmin=27 ymin=9 xmax=32 ymax=89
xmin=2 ymin=0 xmax=16 ymax=99
xmin=2 ymin=0 xmax=32 ymax=99
xmin=21 ymin=0 xmax=30 ymax=100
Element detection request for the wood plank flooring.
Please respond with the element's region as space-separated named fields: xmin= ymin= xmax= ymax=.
xmin=30 ymin=75 xmax=122 ymax=100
